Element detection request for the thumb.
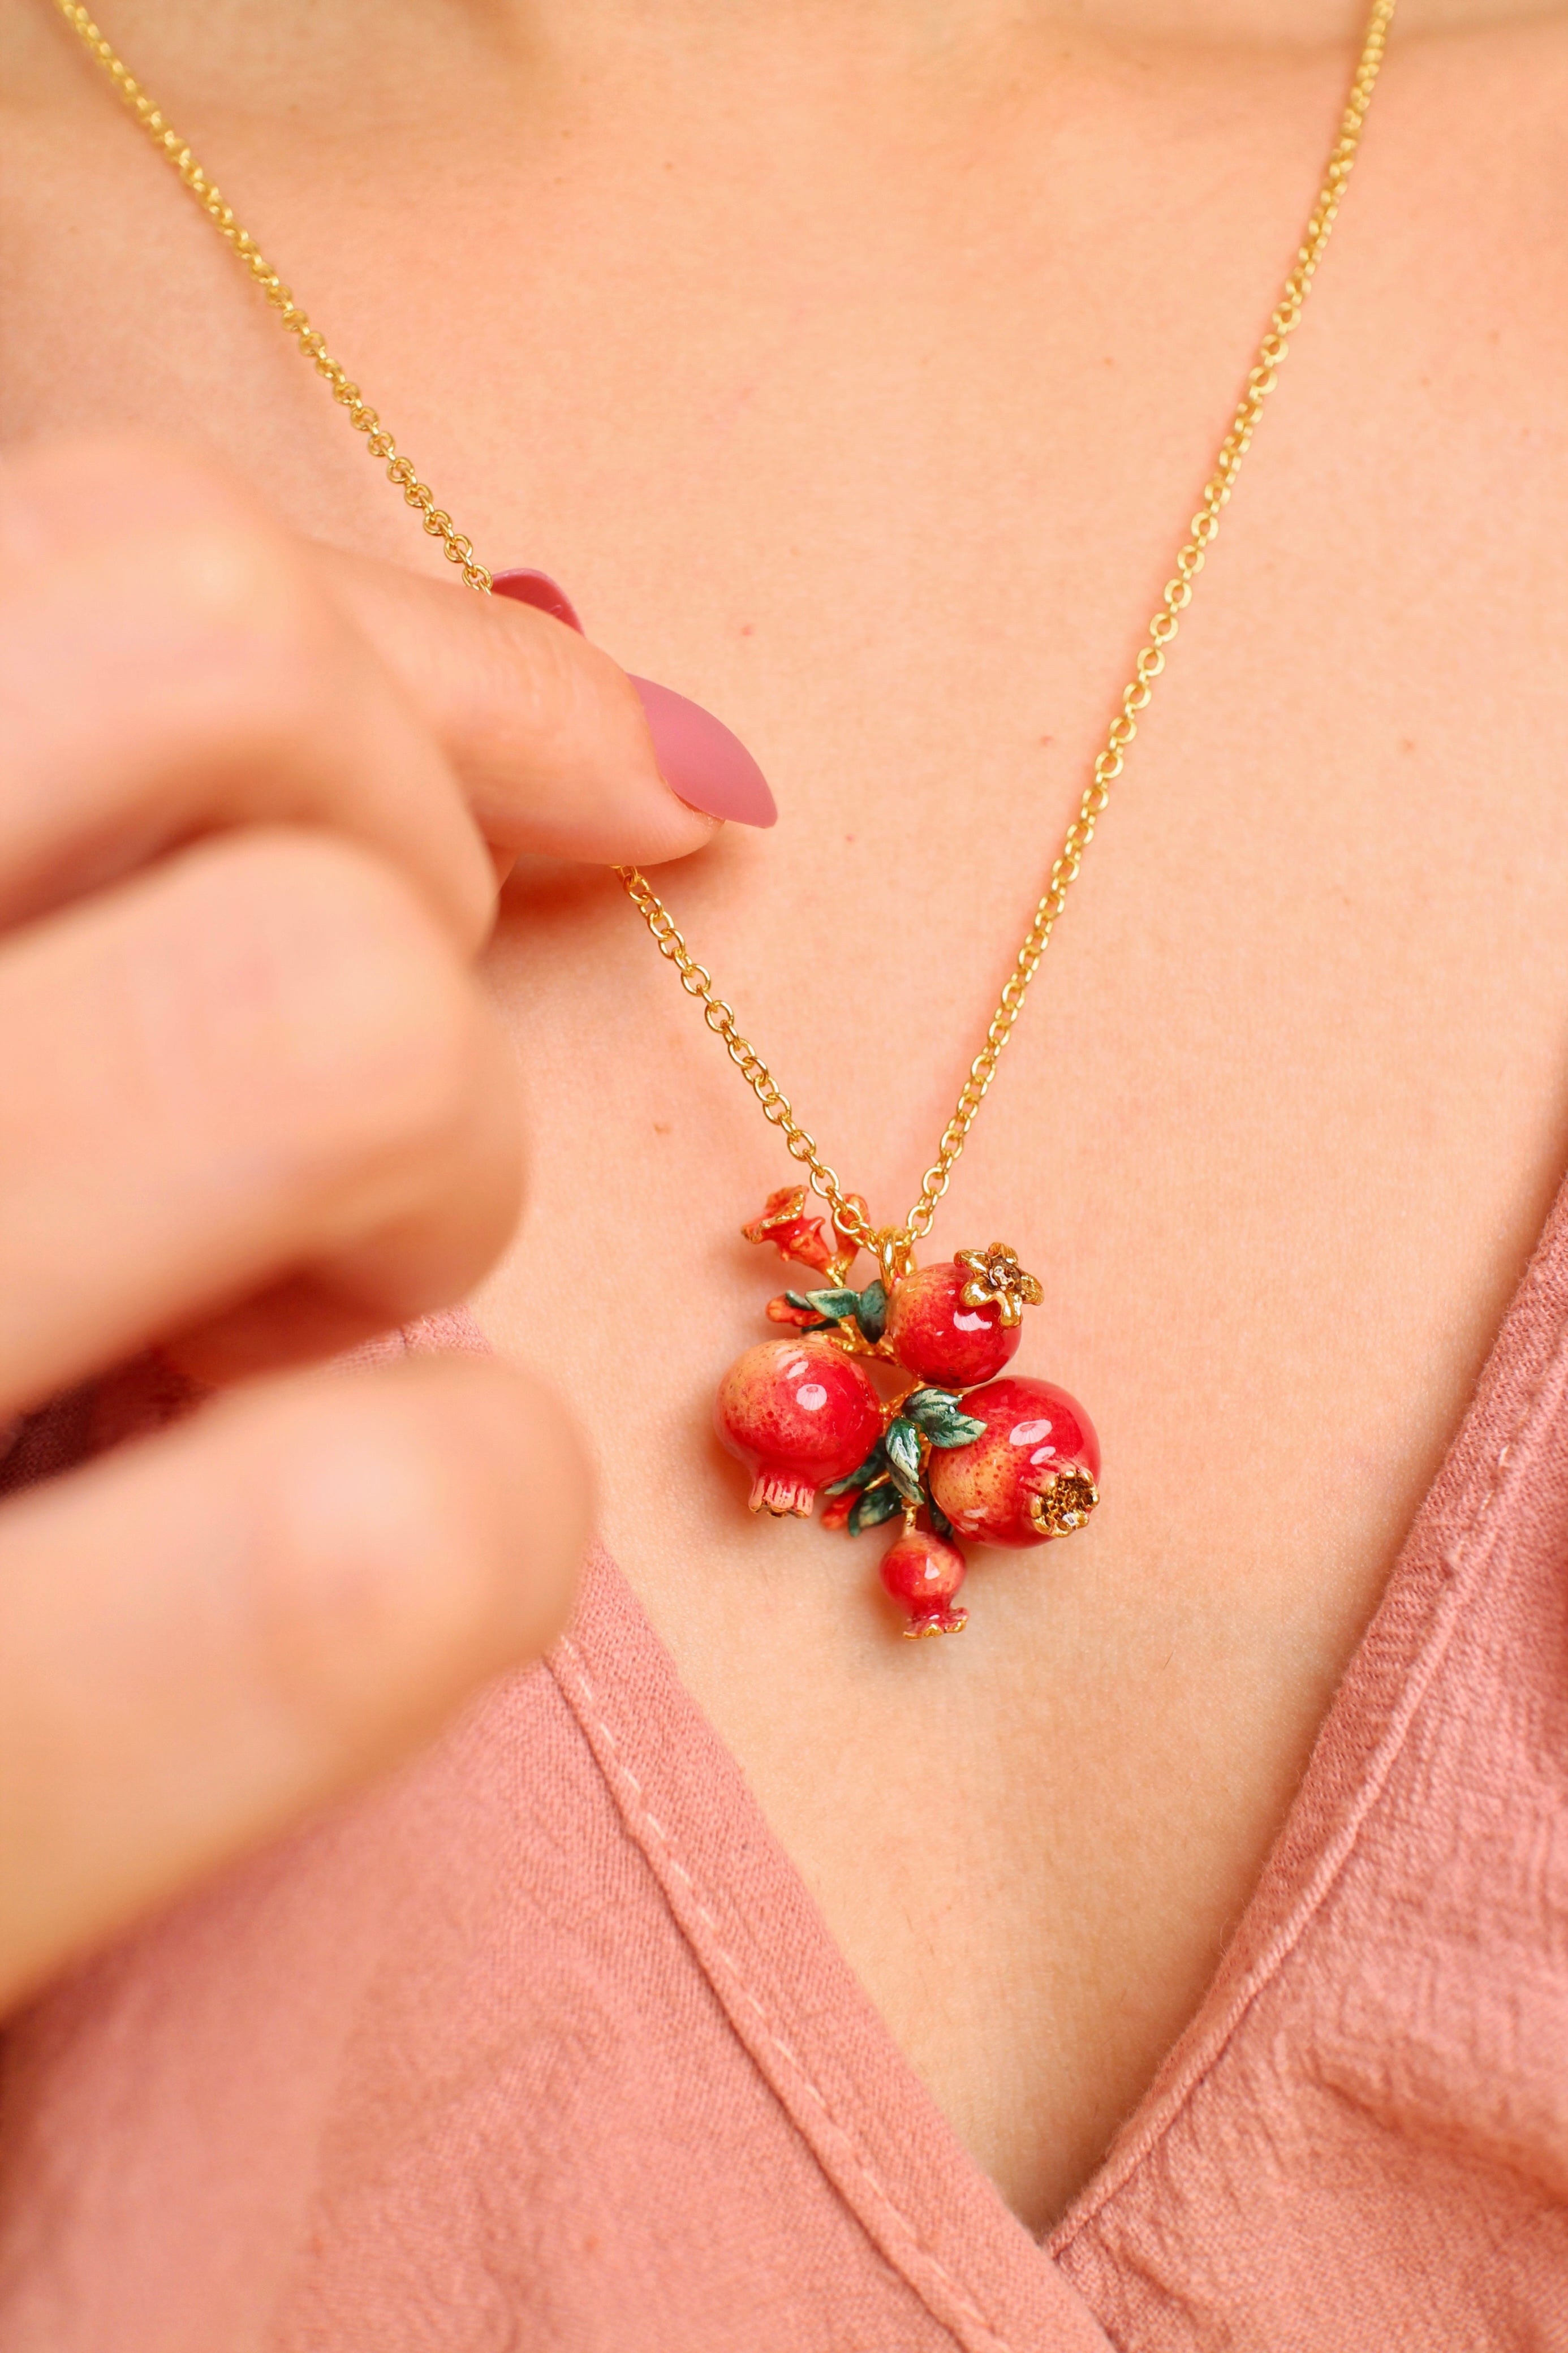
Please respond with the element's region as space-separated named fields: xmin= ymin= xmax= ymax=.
xmin=317 ymin=546 xmax=777 ymax=867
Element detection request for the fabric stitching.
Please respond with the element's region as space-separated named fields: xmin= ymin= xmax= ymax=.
xmin=550 ymin=1633 xmax=1019 ymax=2353
xmin=1051 ymin=1291 xmax=1568 ymax=2252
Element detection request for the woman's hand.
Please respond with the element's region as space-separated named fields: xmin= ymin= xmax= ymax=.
xmin=0 ymin=436 xmax=718 ymax=2012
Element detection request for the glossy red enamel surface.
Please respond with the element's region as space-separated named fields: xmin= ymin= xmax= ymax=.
xmin=877 ymin=1526 xmax=968 ymax=1636
xmin=714 ymin=1337 xmax=882 ymax=1516
xmin=926 ymin=1374 xmax=1100 ymax=1549
xmin=882 ymin=1261 xmax=1020 ymax=1390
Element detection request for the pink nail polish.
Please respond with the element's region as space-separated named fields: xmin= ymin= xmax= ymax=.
xmin=629 ymin=676 xmax=777 ymax=830
xmin=490 ymin=567 xmax=776 ymax=829
xmin=490 ymin=568 xmax=585 ymax=634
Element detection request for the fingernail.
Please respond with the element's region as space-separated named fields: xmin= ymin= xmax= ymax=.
xmin=490 ymin=567 xmax=585 ymax=634
xmin=629 ymin=676 xmax=777 ymax=829
xmin=490 ymin=568 xmax=777 ymax=829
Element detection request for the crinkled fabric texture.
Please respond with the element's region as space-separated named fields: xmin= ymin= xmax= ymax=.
xmin=2 ymin=1217 xmax=1567 ymax=2352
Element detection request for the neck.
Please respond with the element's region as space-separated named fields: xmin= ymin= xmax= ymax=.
xmin=46 ymin=0 xmax=1562 ymax=133
xmin=480 ymin=0 xmax=1558 ymax=47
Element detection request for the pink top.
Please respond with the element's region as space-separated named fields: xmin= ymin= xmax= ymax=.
xmin=3 ymin=1180 xmax=1568 ymax=2349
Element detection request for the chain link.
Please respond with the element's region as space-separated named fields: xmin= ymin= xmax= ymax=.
xmin=54 ymin=2 xmax=494 ymax=592
xmin=55 ymin=0 xmax=1397 ymax=1254
xmin=619 ymin=0 xmax=1395 ymax=1247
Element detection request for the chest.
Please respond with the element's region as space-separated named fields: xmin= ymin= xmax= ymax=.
xmin=4 ymin=10 xmax=1568 ymax=2226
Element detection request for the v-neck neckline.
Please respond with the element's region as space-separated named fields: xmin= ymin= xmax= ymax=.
xmin=504 ymin=1163 xmax=1568 ymax=2350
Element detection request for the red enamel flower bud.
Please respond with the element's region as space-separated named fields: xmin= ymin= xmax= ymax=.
xmin=878 ymin=1525 xmax=968 ymax=1637
xmin=740 ymin=1186 xmax=837 ymax=1274
xmin=926 ymin=1376 xmax=1100 ymax=1549
xmin=716 ymin=1336 xmax=882 ymax=1518
xmin=882 ymin=1261 xmax=1020 ymax=1390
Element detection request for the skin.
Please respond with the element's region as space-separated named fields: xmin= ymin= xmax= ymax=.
xmin=2 ymin=0 xmax=1566 ymax=2234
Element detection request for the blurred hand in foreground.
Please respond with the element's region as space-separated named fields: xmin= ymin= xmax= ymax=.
xmin=0 ymin=437 xmax=720 ymax=2011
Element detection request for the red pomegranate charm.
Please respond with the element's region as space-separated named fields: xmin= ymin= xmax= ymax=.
xmin=715 ymin=1336 xmax=882 ymax=1517
xmin=927 ymin=1376 xmax=1100 ymax=1549
xmin=882 ymin=1260 xmax=1020 ymax=1389
xmin=879 ymin=1525 xmax=968 ymax=1638
xmin=722 ymin=1191 xmax=1101 ymax=1634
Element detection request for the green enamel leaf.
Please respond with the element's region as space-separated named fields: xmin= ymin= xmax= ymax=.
xmin=902 ymin=1387 xmax=964 ymax=1432
xmin=824 ymin=1440 xmax=886 ymax=1497
xmin=926 ymin=1494 xmax=957 ymax=1542
xmin=903 ymin=1387 xmax=987 ymax=1448
xmin=854 ymin=1280 xmax=888 ymax=1343
xmin=803 ymin=1286 xmax=861 ymax=1322
xmin=884 ymin=1416 xmax=924 ymax=1505
xmin=848 ymin=1483 xmax=902 ymax=1535
xmin=927 ymin=1411 xmax=986 ymax=1449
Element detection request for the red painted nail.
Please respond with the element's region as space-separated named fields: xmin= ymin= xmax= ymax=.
xmin=490 ymin=568 xmax=584 ymax=633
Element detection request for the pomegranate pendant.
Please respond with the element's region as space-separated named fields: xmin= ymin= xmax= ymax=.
xmin=714 ymin=1188 xmax=1100 ymax=1639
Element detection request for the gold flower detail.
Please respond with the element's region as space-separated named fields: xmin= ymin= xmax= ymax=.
xmin=955 ymin=1242 xmax=1043 ymax=1329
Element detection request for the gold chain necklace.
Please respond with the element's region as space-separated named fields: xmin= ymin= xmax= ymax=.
xmin=54 ymin=0 xmax=1397 ymax=1635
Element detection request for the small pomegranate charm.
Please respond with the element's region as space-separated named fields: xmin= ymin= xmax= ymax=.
xmin=715 ymin=1336 xmax=882 ymax=1517
xmin=927 ymin=1376 xmax=1100 ymax=1549
xmin=879 ymin=1524 xmax=968 ymax=1638
xmin=882 ymin=1260 xmax=1020 ymax=1389
xmin=723 ymin=1191 xmax=1100 ymax=1635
